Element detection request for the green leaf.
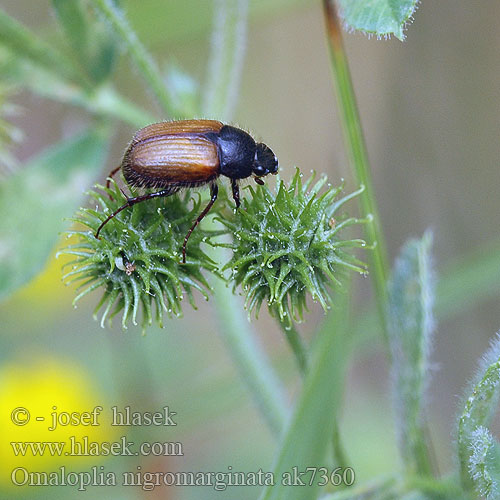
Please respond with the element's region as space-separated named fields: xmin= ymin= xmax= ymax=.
xmin=336 ymin=0 xmax=419 ymax=41
xmin=0 ymin=7 xmax=85 ymax=85
xmin=387 ymin=232 xmax=434 ymax=475
xmin=0 ymin=129 xmax=108 ymax=300
xmin=404 ymin=476 xmax=473 ymax=500
xmin=458 ymin=333 xmax=500 ymax=493
xmin=259 ymin=295 xmax=350 ymax=500
xmin=467 ymin=426 xmax=500 ymax=499
xmin=344 ymin=237 xmax=500 ymax=365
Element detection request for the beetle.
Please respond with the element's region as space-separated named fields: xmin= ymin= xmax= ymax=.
xmin=95 ymin=120 xmax=278 ymax=263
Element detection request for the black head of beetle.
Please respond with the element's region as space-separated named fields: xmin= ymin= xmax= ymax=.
xmin=253 ymin=142 xmax=278 ymax=177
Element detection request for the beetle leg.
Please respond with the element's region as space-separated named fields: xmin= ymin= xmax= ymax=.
xmin=95 ymin=187 xmax=179 ymax=240
xmin=182 ymin=183 xmax=218 ymax=264
xmin=231 ymin=179 xmax=240 ymax=208
xmin=106 ymin=165 xmax=122 ymax=199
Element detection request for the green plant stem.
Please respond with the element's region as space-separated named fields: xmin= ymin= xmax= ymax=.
xmin=321 ymin=4 xmax=388 ymax=473
xmin=278 ymin=319 xmax=308 ymax=374
xmin=322 ymin=0 xmax=389 ymax=340
xmin=89 ymin=0 xmax=176 ymax=117
xmin=1 ymin=38 xmax=155 ymax=128
xmin=212 ymin=275 xmax=288 ymax=436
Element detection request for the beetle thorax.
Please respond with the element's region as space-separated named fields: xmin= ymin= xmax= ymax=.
xmin=217 ymin=125 xmax=256 ymax=180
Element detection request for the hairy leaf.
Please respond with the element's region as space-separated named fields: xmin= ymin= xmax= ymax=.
xmin=336 ymin=0 xmax=419 ymax=41
xmin=467 ymin=426 xmax=500 ymax=499
xmin=387 ymin=232 xmax=434 ymax=475
xmin=458 ymin=332 xmax=500 ymax=493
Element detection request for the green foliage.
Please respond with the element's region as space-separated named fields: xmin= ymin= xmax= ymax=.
xmin=3 ymin=2 xmax=500 ymax=500
xmin=60 ymin=181 xmax=219 ymax=331
xmin=336 ymin=0 xmax=419 ymax=41
xmin=387 ymin=233 xmax=434 ymax=475
xmin=0 ymin=129 xmax=108 ymax=300
xmin=458 ymin=332 xmax=500 ymax=495
xmin=467 ymin=426 xmax=500 ymax=499
xmin=320 ymin=476 xmax=398 ymax=499
xmin=52 ymin=0 xmax=89 ymax=64
xmin=259 ymin=292 xmax=350 ymax=500
xmin=218 ymin=169 xmax=367 ymax=328
xmin=60 ymin=169 xmax=366 ymax=333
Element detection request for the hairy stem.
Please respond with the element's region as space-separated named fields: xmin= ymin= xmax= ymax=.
xmin=278 ymin=319 xmax=308 ymax=374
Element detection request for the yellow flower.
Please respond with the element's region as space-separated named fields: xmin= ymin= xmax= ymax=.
xmin=0 ymin=355 xmax=116 ymax=487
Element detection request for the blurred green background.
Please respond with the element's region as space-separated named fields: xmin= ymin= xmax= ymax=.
xmin=1 ymin=0 xmax=499 ymax=498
